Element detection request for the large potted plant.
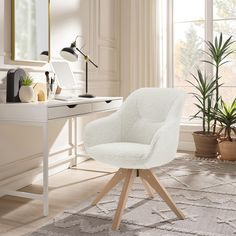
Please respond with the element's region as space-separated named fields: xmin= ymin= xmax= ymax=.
xmin=203 ymin=33 xmax=235 ymax=133
xmin=187 ymin=69 xmax=217 ymax=157
xmin=213 ymin=99 xmax=236 ymax=160
xmin=188 ymin=33 xmax=235 ymax=158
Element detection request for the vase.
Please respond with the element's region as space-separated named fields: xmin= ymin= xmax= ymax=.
xmin=218 ymin=139 xmax=236 ymax=161
xmin=19 ymin=86 xmax=34 ymax=103
xmin=192 ymin=131 xmax=218 ymax=158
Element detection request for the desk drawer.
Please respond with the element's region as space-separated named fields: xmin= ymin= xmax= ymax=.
xmin=48 ymin=103 xmax=92 ymax=120
xmin=92 ymin=99 xmax=123 ymax=112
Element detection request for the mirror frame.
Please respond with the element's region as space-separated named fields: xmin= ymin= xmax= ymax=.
xmin=11 ymin=0 xmax=51 ymax=63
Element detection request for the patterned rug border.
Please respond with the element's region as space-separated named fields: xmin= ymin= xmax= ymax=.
xmin=180 ymin=155 xmax=236 ymax=164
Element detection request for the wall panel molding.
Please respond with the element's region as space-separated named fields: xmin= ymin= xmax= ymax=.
xmin=0 ymin=0 xmax=4 ymax=56
xmin=99 ymin=46 xmax=117 ymax=74
xmin=97 ymin=0 xmax=120 ymax=86
xmin=98 ymin=0 xmax=116 ymax=43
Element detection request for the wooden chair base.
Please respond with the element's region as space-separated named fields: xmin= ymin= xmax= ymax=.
xmin=92 ymin=168 xmax=185 ymax=230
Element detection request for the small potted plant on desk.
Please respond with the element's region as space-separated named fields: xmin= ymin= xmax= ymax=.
xmin=19 ymin=75 xmax=34 ymax=103
xmin=213 ymin=99 xmax=236 ymax=161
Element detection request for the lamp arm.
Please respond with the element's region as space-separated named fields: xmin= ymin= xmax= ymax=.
xmin=71 ymin=35 xmax=98 ymax=68
xmin=87 ymin=57 xmax=99 ymax=68
xmin=74 ymin=47 xmax=98 ymax=68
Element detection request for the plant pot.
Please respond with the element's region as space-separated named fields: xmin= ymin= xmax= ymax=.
xmin=19 ymin=85 xmax=34 ymax=103
xmin=192 ymin=131 xmax=218 ymax=158
xmin=218 ymin=139 xmax=236 ymax=161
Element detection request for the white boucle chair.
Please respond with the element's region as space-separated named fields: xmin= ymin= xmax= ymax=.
xmin=83 ymin=88 xmax=186 ymax=230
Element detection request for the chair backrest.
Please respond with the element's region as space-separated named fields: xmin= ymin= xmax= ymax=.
xmin=120 ymin=88 xmax=185 ymax=144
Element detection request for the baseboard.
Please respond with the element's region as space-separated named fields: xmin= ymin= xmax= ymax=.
xmin=178 ymin=123 xmax=198 ymax=152
xmin=178 ymin=141 xmax=195 ymax=152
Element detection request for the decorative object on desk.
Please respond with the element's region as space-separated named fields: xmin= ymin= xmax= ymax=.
xmin=213 ymin=98 xmax=236 ymax=161
xmin=45 ymin=71 xmax=50 ymax=98
xmin=48 ymin=76 xmax=56 ymax=99
xmin=51 ymin=61 xmax=76 ymax=89
xmin=60 ymin=35 xmax=98 ymax=98
xmin=50 ymin=74 xmax=55 ymax=98
xmin=55 ymin=86 xmax=62 ymax=95
xmin=19 ymin=75 xmax=34 ymax=103
xmin=33 ymin=83 xmax=47 ymax=101
xmin=45 ymin=71 xmax=56 ymax=100
xmin=6 ymin=68 xmax=26 ymax=103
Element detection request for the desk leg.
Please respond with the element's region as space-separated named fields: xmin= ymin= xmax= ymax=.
xmin=74 ymin=117 xmax=78 ymax=166
xmin=43 ymin=123 xmax=49 ymax=216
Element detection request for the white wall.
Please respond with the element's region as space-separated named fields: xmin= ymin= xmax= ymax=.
xmin=0 ymin=0 xmax=120 ymax=192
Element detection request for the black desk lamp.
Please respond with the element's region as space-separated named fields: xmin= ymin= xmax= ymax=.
xmin=39 ymin=51 xmax=49 ymax=61
xmin=60 ymin=36 xmax=98 ymax=98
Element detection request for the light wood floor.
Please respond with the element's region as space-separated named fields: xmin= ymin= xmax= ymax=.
xmin=0 ymin=160 xmax=118 ymax=236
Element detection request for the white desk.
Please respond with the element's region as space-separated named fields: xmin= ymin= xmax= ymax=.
xmin=0 ymin=97 xmax=122 ymax=216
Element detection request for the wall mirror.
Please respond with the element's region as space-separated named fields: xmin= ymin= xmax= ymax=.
xmin=11 ymin=0 xmax=50 ymax=63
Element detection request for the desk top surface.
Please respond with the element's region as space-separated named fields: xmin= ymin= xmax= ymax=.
xmin=0 ymin=96 xmax=123 ymax=108
xmin=0 ymin=97 xmax=123 ymax=123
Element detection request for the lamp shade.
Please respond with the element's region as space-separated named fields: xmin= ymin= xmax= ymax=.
xmin=60 ymin=47 xmax=78 ymax=62
xmin=39 ymin=51 xmax=49 ymax=61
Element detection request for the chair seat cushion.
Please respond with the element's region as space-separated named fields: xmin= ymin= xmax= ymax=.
xmin=87 ymin=142 xmax=150 ymax=168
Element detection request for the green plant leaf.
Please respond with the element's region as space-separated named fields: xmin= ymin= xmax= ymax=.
xmin=21 ymin=75 xmax=33 ymax=86
xmin=213 ymin=98 xmax=236 ymax=140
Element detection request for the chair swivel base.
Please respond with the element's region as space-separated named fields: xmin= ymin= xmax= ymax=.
xmin=91 ymin=168 xmax=185 ymax=230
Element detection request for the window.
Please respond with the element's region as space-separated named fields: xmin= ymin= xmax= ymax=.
xmin=169 ymin=0 xmax=236 ymax=121
xmin=213 ymin=0 xmax=236 ymax=105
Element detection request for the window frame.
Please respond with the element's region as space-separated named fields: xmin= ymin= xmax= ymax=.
xmin=167 ymin=0 xmax=215 ymax=87
xmin=166 ymin=0 xmax=236 ymax=123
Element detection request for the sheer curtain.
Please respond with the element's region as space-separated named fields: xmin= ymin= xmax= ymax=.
xmin=120 ymin=0 xmax=160 ymax=98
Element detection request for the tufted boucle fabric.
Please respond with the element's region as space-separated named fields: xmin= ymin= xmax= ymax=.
xmin=83 ymin=88 xmax=186 ymax=169
xmin=28 ymin=155 xmax=236 ymax=236
xmin=88 ymin=143 xmax=150 ymax=168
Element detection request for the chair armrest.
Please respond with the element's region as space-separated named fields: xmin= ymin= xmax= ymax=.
xmin=150 ymin=120 xmax=179 ymax=145
xmin=83 ymin=112 xmax=121 ymax=148
xmin=144 ymin=120 xmax=181 ymax=168
xmin=143 ymin=93 xmax=185 ymax=168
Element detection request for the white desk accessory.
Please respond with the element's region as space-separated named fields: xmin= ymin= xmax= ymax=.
xmin=51 ymin=60 xmax=77 ymax=90
xmin=51 ymin=60 xmax=80 ymax=101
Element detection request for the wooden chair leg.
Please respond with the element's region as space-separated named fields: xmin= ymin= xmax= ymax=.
xmin=139 ymin=169 xmax=185 ymax=220
xmin=92 ymin=168 xmax=127 ymax=206
xmin=140 ymin=177 xmax=155 ymax=198
xmin=112 ymin=169 xmax=135 ymax=230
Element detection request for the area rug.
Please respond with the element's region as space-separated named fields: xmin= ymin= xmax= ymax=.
xmin=28 ymin=156 xmax=236 ymax=236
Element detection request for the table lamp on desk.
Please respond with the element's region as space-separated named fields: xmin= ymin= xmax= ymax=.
xmin=60 ymin=36 xmax=98 ymax=98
